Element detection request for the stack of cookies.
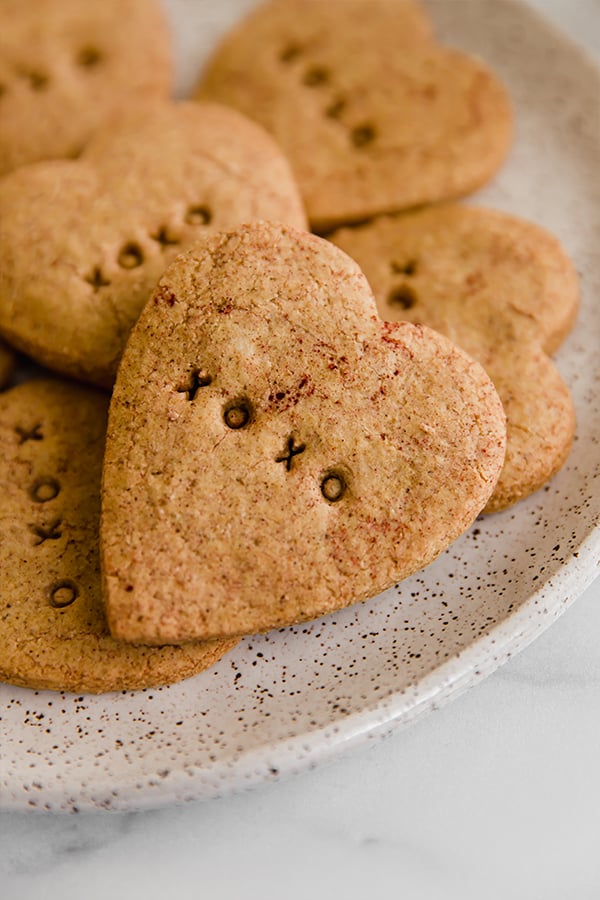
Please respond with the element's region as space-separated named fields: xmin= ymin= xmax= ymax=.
xmin=0 ymin=0 xmax=578 ymax=693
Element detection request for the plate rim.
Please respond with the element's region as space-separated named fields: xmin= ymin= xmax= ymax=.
xmin=2 ymin=0 xmax=600 ymax=812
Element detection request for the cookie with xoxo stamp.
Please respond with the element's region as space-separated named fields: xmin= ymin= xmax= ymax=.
xmin=0 ymin=102 xmax=307 ymax=388
xmin=330 ymin=205 xmax=578 ymax=511
xmin=0 ymin=380 xmax=236 ymax=694
xmin=101 ymin=222 xmax=506 ymax=644
xmin=196 ymin=0 xmax=512 ymax=230
xmin=0 ymin=0 xmax=171 ymax=175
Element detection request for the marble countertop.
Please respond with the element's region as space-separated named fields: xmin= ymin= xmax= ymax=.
xmin=2 ymin=2 xmax=599 ymax=898
xmin=4 ymin=575 xmax=600 ymax=899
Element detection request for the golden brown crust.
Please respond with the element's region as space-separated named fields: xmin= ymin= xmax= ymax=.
xmin=101 ymin=222 xmax=506 ymax=644
xmin=0 ymin=380 xmax=235 ymax=693
xmin=330 ymin=205 xmax=579 ymax=511
xmin=0 ymin=0 xmax=172 ymax=175
xmin=196 ymin=0 xmax=512 ymax=230
xmin=0 ymin=102 xmax=307 ymax=388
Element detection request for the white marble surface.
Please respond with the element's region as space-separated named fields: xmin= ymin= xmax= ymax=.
xmin=2 ymin=1 xmax=600 ymax=898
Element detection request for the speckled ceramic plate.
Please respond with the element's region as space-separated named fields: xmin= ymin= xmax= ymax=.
xmin=1 ymin=0 xmax=599 ymax=812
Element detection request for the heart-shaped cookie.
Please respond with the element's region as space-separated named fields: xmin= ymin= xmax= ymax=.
xmin=196 ymin=0 xmax=512 ymax=230
xmin=0 ymin=0 xmax=171 ymax=175
xmin=0 ymin=379 xmax=236 ymax=693
xmin=101 ymin=222 xmax=506 ymax=644
xmin=330 ymin=205 xmax=579 ymax=511
xmin=0 ymin=102 xmax=307 ymax=388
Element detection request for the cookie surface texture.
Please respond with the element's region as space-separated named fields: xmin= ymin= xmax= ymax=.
xmin=0 ymin=380 xmax=235 ymax=694
xmin=0 ymin=0 xmax=171 ymax=175
xmin=101 ymin=222 xmax=506 ymax=644
xmin=196 ymin=0 xmax=512 ymax=230
xmin=0 ymin=102 xmax=307 ymax=388
xmin=330 ymin=205 xmax=578 ymax=511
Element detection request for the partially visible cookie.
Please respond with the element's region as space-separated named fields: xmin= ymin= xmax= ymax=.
xmin=330 ymin=205 xmax=578 ymax=511
xmin=0 ymin=0 xmax=171 ymax=175
xmin=0 ymin=380 xmax=236 ymax=693
xmin=0 ymin=101 xmax=307 ymax=388
xmin=196 ymin=0 xmax=512 ymax=230
xmin=0 ymin=340 xmax=15 ymax=389
xmin=101 ymin=221 xmax=506 ymax=645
